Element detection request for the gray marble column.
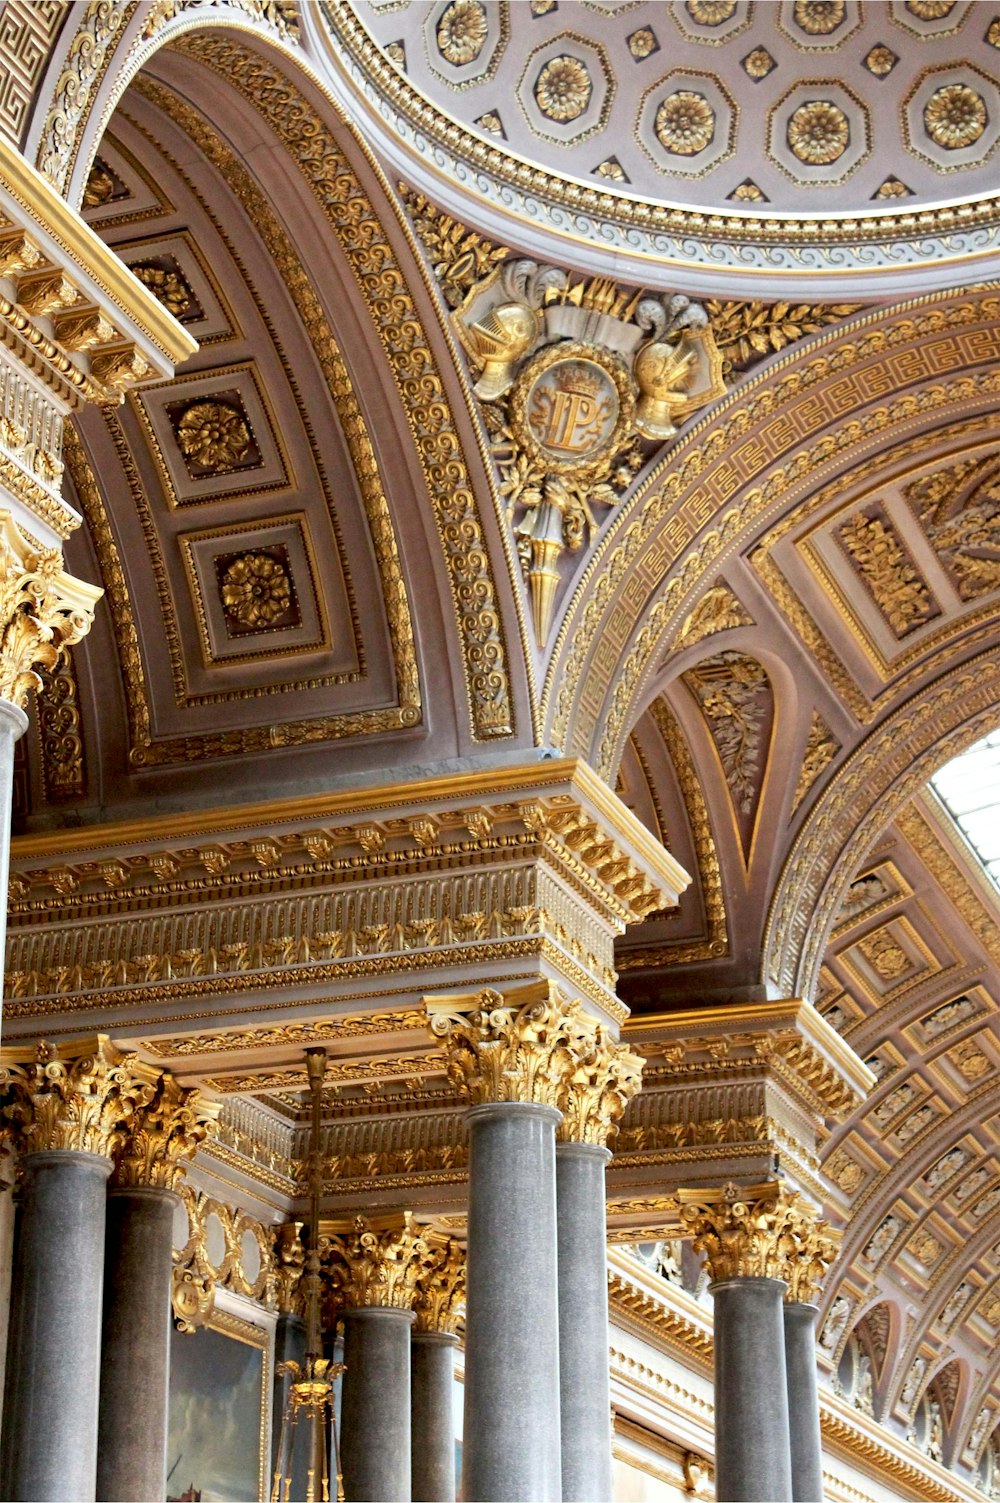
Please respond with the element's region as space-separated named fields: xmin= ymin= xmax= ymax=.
xmin=341 ymin=1306 xmax=414 ymax=1502
xmin=463 ymin=1101 xmax=562 ymax=1503
xmin=784 ymin=1302 xmax=824 ymax=1503
xmin=556 ymin=1141 xmax=613 ymax=1502
xmin=411 ymin=1330 xmax=457 ymax=1503
xmin=0 ymin=699 xmax=28 ymax=1452
xmin=96 ymin=1186 xmax=177 ymax=1502
xmin=711 ymin=1278 xmax=793 ymax=1503
xmin=0 ymin=1149 xmax=110 ymax=1502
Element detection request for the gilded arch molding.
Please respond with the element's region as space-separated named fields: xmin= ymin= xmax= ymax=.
xmin=35 ymin=7 xmax=519 ymax=745
xmin=542 ymin=289 xmax=1000 ymax=774
xmin=764 ymin=657 xmax=1000 ymax=1001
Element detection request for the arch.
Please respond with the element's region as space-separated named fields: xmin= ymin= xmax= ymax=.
xmin=542 ymin=288 xmax=1000 ymax=767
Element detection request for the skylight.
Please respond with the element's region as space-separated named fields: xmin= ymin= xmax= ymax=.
xmin=931 ymin=729 xmax=1000 ymax=895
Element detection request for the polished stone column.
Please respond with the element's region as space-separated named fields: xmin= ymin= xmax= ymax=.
xmin=556 ymin=1143 xmax=613 ymax=1501
xmin=329 ymin=1214 xmax=428 ymax=1503
xmin=1 ymin=1148 xmax=111 ymax=1502
xmin=411 ymin=1235 xmax=464 ymax=1503
xmin=781 ymin=1207 xmax=840 ymax=1503
xmin=784 ymin=1303 xmax=824 ymax=1503
xmin=0 ymin=1163 xmax=16 ymax=1441
xmin=0 ymin=1038 xmax=161 ymax=1503
xmin=98 ymin=1187 xmax=177 ymax=1502
xmin=463 ymin=1098 xmax=561 ymax=1502
xmin=712 ymin=1276 xmax=793 ymax=1502
xmin=679 ymin=1183 xmax=828 ymax=1503
xmin=97 ymin=1075 xmax=217 ymax=1502
xmin=554 ymin=1027 xmax=642 ymax=1503
xmin=411 ymin=1332 xmax=458 ymax=1503
xmin=342 ymin=1308 xmax=414 ymax=1499
xmin=431 ymin=989 xmax=622 ymax=1503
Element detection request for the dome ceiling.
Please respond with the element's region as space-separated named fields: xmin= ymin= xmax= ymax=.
xmin=351 ymin=0 xmax=1000 ymax=211
xmin=317 ymin=0 xmax=1000 ymax=293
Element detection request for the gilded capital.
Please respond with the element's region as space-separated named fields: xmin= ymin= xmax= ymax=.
xmin=557 ymin=1019 xmax=644 ymax=1146
xmin=272 ymin=1221 xmax=307 ymax=1317
xmin=678 ymin=1181 xmax=831 ymax=1286
xmin=428 ymin=985 xmax=600 ymax=1111
xmin=0 ymin=1035 xmax=159 ymax=1159
xmin=777 ymin=1199 xmax=841 ymax=1305
xmin=0 ymin=511 xmax=101 ymax=707
xmin=413 ymin=1234 xmax=465 ymax=1336
xmin=326 ymin=1212 xmax=430 ymax=1312
xmin=111 ymin=1073 xmax=220 ymax=1192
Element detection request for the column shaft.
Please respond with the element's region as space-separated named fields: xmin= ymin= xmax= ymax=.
xmin=411 ymin=1331 xmax=457 ymax=1503
xmin=556 ymin=1141 xmax=613 ymax=1502
xmin=0 ymin=1150 xmax=110 ymax=1502
xmin=96 ymin=1187 xmax=177 ymax=1502
xmin=463 ymin=1100 xmax=562 ymax=1503
xmin=712 ymin=1278 xmax=793 ymax=1503
xmin=784 ymin=1302 xmax=824 ymax=1503
xmin=341 ymin=1306 xmax=414 ymax=1501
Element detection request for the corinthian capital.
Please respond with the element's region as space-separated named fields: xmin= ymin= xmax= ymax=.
xmin=558 ymin=1018 xmax=644 ymax=1146
xmin=678 ymin=1181 xmax=836 ymax=1286
xmin=0 ymin=510 xmax=101 ymax=706
xmin=0 ymin=1035 xmax=160 ymax=1159
xmin=777 ymin=1199 xmax=841 ymax=1305
xmin=413 ymin=1235 xmax=465 ymax=1336
xmin=326 ymin=1212 xmax=430 ymax=1312
xmin=111 ymin=1073 xmax=220 ymax=1192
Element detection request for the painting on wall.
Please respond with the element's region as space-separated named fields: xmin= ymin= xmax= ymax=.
xmin=166 ymin=1310 xmax=270 ymax=1503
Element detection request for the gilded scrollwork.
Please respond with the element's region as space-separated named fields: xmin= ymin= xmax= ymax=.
xmin=677 ymin=1181 xmax=839 ymax=1293
xmin=172 ymin=1184 xmax=277 ymax=1331
xmin=413 ymin=1234 xmax=466 ymax=1335
xmin=112 ymin=1072 xmax=220 ymax=1192
xmin=0 ymin=1034 xmax=159 ymax=1159
xmin=324 ymin=1212 xmax=430 ymax=1311
xmin=428 ymin=985 xmax=642 ymax=1127
xmin=0 ymin=511 xmax=101 ymax=708
xmin=428 ymin=987 xmax=581 ymax=1110
xmin=451 ymin=257 xmax=725 ymax=640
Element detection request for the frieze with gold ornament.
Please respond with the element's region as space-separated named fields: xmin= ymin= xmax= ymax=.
xmin=452 ymin=259 xmax=726 ymax=639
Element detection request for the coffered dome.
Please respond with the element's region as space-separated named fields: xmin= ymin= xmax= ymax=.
xmin=312 ymin=0 xmax=1000 ymax=294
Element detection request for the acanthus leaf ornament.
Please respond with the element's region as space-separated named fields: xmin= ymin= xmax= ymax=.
xmin=111 ymin=1073 xmax=220 ymax=1192
xmin=0 ymin=1035 xmax=160 ymax=1159
xmin=0 ymin=511 xmax=102 ymax=708
xmin=677 ymin=1182 xmax=840 ymax=1295
xmin=452 ymin=262 xmax=726 ymax=640
xmin=324 ymin=1211 xmax=430 ymax=1311
xmin=413 ymin=1234 xmax=466 ymax=1335
xmin=427 ymin=985 xmax=641 ymax=1127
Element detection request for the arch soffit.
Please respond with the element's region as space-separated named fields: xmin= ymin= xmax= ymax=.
xmin=32 ymin=4 xmax=532 ymax=750
xmin=543 ymin=286 xmax=1000 ymax=771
